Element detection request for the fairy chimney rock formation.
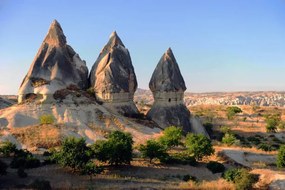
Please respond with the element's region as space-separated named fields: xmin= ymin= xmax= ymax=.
xmin=147 ymin=48 xmax=192 ymax=132
xmin=89 ymin=31 xmax=139 ymax=115
xmin=18 ymin=20 xmax=88 ymax=103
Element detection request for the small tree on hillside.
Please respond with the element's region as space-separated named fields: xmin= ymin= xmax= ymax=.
xmin=226 ymin=106 xmax=242 ymax=120
xmin=277 ymin=145 xmax=285 ymax=168
xmin=139 ymin=139 xmax=168 ymax=163
xmin=185 ymin=134 xmax=214 ymax=160
xmin=107 ymin=131 xmax=133 ymax=165
xmin=91 ymin=131 xmax=133 ymax=165
xmin=54 ymin=137 xmax=91 ymax=171
xmin=159 ymin=126 xmax=182 ymax=148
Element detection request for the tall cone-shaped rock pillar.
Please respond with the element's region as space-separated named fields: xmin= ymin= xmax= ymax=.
xmin=18 ymin=20 xmax=88 ymax=103
xmin=147 ymin=48 xmax=192 ymax=132
xmin=89 ymin=32 xmax=139 ymax=115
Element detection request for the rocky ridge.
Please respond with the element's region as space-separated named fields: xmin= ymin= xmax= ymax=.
xmin=135 ymin=90 xmax=285 ymax=107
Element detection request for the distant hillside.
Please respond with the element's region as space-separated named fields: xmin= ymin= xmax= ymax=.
xmin=135 ymin=88 xmax=285 ymax=107
xmin=2 ymin=91 xmax=285 ymax=109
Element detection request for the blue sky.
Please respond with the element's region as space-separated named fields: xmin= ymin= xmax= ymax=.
xmin=1 ymin=0 xmax=285 ymax=94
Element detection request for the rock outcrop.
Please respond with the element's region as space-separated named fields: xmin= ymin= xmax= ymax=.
xmin=147 ymin=48 xmax=192 ymax=132
xmin=89 ymin=32 xmax=139 ymax=115
xmin=18 ymin=20 xmax=88 ymax=103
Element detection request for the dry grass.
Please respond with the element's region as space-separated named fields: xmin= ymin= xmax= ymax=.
xmin=179 ymin=179 xmax=235 ymax=190
xmin=10 ymin=124 xmax=61 ymax=149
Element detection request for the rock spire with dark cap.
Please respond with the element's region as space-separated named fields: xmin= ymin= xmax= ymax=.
xmin=18 ymin=20 xmax=89 ymax=103
xmin=89 ymin=31 xmax=138 ymax=115
xmin=147 ymin=48 xmax=192 ymax=132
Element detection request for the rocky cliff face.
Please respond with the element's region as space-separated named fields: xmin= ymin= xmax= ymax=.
xmin=147 ymin=48 xmax=192 ymax=133
xmin=18 ymin=20 xmax=88 ymax=103
xmin=89 ymin=32 xmax=138 ymax=115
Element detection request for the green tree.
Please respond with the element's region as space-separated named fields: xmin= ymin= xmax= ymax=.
xmin=90 ymin=140 xmax=110 ymax=163
xmin=226 ymin=106 xmax=242 ymax=120
xmin=277 ymin=145 xmax=285 ymax=168
xmin=54 ymin=137 xmax=91 ymax=171
xmin=159 ymin=126 xmax=182 ymax=148
xmin=91 ymin=131 xmax=133 ymax=165
xmin=0 ymin=141 xmax=17 ymax=156
xmin=185 ymin=134 xmax=214 ymax=160
xmin=139 ymin=139 xmax=168 ymax=163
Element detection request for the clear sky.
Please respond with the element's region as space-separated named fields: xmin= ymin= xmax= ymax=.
xmin=1 ymin=0 xmax=285 ymax=94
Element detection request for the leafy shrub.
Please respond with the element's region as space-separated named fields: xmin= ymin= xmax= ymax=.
xmin=223 ymin=168 xmax=257 ymax=190
xmin=91 ymin=131 xmax=133 ymax=165
xmin=222 ymin=133 xmax=239 ymax=146
xmin=39 ymin=114 xmax=55 ymax=125
xmin=223 ymin=168 xmax=242 ymax=182
xmin=182 ymin=174 xmax=197 ymax=182
xmin=17 ymin=168 xmax=28 ymax=178
xmin=52 ymin=137 xmax=91 ymax=171
xmin=0 ymin=141 xmax=17 ymax=156
xmin=28 ymin=179 xmax=51 ymax=190
xmin=226 ymin=106 xmax=242 ymax=120
xmin=0 ymin=159 xmax=8 ymax=175
xmin=206 ymin=161 xmax=225 ymax=173
xmin=220 ymin=126 xmax=231 ymax=134
xmin=159 ymin=126 xmax=182 ymax=148
xmin=277 ymin=145 xmax=285 ymax=168
xmin=185 ymin=134 xmax=214 ymax=160
xmin=139 ymin=139 xmax=168 ymax=163
xmin=264 ymin=114 xmax=281 ymax=133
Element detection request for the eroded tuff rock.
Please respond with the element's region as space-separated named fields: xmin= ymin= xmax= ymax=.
xmin=18 ymin=20 xmax=88 ymax=103
xmin=147 ymin=48 xmax=192 ymax=132
xmin=89 ymin=32 xmax=138 ymax=115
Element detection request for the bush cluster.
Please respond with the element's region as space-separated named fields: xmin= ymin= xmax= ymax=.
xmin=91 ymin=131 xmax=133 ymax=165
xmin=222 ymin=168 xmax=258 ymax=190
xmin=226 ymin=106 xmax=242 ymax=120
